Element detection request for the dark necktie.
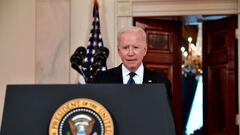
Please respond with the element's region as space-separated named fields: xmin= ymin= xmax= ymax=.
xmin=127 ymin=72 xmax=136 ymax=84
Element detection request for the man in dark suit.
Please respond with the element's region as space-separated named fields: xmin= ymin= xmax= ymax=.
xmin=91 ymin=26 xmax=171 ymax=97
xmin=91 ymin=26 xmax=175 ymax=135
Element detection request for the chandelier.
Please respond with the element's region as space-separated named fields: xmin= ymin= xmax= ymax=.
xmin=181 ymin=37 xmax=202 ymax=75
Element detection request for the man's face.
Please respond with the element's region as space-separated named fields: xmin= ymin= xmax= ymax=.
xmin=118 ymin=31 xmax=147 ymax=72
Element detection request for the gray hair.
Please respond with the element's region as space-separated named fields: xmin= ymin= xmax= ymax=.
xmin=117 ymin=26 xmax=147 ymax=45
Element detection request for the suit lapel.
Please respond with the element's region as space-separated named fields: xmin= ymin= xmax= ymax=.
xmin=143 ymin=67 xmax=153 ymax=83
xmin=112 ymin=64 xmax=123 ymax=83
xmin=113 ymin=65 xmax=154 ymax=83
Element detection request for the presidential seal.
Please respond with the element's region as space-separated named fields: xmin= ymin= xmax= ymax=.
xmin=49 ymin=98 xmax=114 ymax=135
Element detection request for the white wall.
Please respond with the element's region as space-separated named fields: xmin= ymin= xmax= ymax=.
xmin=0 ymin=0 xmax=116 ymax=127
xmin=0 ymin=0 xmax=36 ymax=127
xmin=35 ymin=0 xmax=70 ymax=84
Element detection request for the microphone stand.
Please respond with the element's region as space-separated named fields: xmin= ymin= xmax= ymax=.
xmin=71 ymin=63 xmax=89 ymax=83
xmin=79 ymin=66 xmax=89 ymax=83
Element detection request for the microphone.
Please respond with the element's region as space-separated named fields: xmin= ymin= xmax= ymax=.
xmin=70 ymin=47 xmax=87 ymax=74
xmin=92 ymin=47 xmax=109 ymax=71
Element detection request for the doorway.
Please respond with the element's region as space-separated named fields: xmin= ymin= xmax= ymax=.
xmin=134 ymin=15 xmax=238 ymax=135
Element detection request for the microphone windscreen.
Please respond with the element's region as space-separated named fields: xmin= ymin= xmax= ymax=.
xmin=70 ymin=46 xmax=87 ymax=65
xmin=75 ymin=47 xmax=87 ymax=57
xmin=99 ymin=47 xmax=109 ymax=58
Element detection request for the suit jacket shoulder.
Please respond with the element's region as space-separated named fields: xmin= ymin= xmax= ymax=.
xmin=143 ymin=68 xmax=169 ymax=83
xmin=143 ymin=68 xmax=172 ymax=100
xmin=90 ymin=65 xmax=123 ymax=83
xmin=91 ymin=65 xmax=172 ymax=99
xmin=91 ymin=65 xmax=169 ymax=84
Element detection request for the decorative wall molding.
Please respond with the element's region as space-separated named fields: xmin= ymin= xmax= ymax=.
xmin=116 ymin=0 xmax=237 ymax=17
xmin=36 ymin=0 xmax=70 ymax=83
xmin=117 ymin=1 xmax=132 ymax=16
xmin=132 ymin=1 xmax=237 ymax=16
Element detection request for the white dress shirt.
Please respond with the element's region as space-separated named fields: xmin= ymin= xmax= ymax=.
xmin=122 ymin=64 xmax=144 ymax=84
